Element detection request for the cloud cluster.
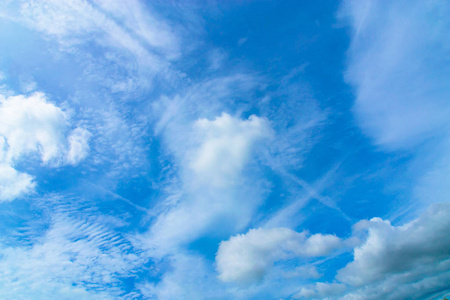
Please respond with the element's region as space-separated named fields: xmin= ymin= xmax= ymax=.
xmin=296 ymin=202 xmax=450 ymax=299
xmin=138 ymin=69 xmax=328 ymax=296
xmin=216 ymin=227 xmax=343 ymax=285
xmin=0 ymin=92 xmax=89 ymax=201
xmin=338 ymin=202 xmax=450 ymax=299
xmin=0 ymin=93 xmax=67 ymax=164
xmin=1 ymin=0 xmax=448 ymax=299
xmin=216 ymin=203 xmax=450 ymax=299
xmin=289 ymin=1 xmax=450 ymax=298
xmin=338 ymin=204 xmax=450 ymax=285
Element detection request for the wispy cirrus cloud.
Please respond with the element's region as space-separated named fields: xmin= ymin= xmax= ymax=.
xmin=0 ymin=195 xmax=148 ymax=299
xmin=0 ymin=0 xmax=194 ymax=100
xmin=2 ymin=0 xmax=180 ymax=62
xmin=340 ymin=0 xmax=450 ymax=151
xmin=339 ymin=0 xmax=450 ymax=216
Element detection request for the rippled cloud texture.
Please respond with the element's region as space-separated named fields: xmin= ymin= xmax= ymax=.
xmin=0 ymin=0 xmax=449 ymax=299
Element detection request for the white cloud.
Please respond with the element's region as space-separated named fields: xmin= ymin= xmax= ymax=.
xmin=189 ymin=113 xmax=271 ymax=187
xmin=296 ymin=2 xmax=450 ymax=295
xmin=0 ymin=0 xmax=192 ymax=100
xmin=0 ymin=203 xmax=145 ymax=299
xmin=340 ymin=0 xmax=450 ymax=150
xmin=340 ymin=0 xmax=450 ymax=227
xmin=92 ymin=0 xmax=180 ymax=59
xmin=337 ymin=202 xmax=450 ymax=286
xmin=297 ymin=202 xmax=450 ymax=300
xmin=138 ymin=252 xmax=225 ymax=300
xmin=0 ymin=93 xmax=67 ymax=164
xmin=216 ymin=227 xmax=343 ymax=285
xmin=138 ymin=73 xmax=326 ymax=296
xmin=67 ymin=127 xmax=91 ymax=165
xmin=0 ymin=163 xmax=35 ymax=202
xmin=0 ymin=92 xmax=90 ymax=201
xmin=1 ymin=0 xmax=182 ymax=70
xmin=145 ymin=113 xmax=271 ymax=252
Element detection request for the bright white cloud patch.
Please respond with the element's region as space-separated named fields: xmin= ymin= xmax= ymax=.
xmin=190 ymin=113 xmax=271 ymax=187
xmin=0 ymin=164 xmax=35 ymax=202
xmin=146 ymin=113 xmax=271 ymax=252
xmin=336 ymin=203 xmax=450 ymax=298
xmin=298 ymin=202 xmax=450 ymax=300
xmin=0 ymin=92 xmax=90 ymax=201
xmin=339 ymin=207 xmax=450 ymax=285
xmin=0 ymin=93 xmax=67 ymax=164
xmin=216 ymin=227 xmax=342 ymax=285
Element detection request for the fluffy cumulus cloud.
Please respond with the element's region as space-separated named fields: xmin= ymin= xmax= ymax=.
xmin=189 ymin=113 xmax=271 ymax=187
xmin=0 ymin=92 xmax=90 ymax=201
xmin=297 ymin=202 xmax=450 ymax=300
xmin=339 ymin=205 xmax=450 ymax=285
xmin=0 ymin=163 xmax=35 ymax=201
xmin=338 ymin=202 xmax=450 ymax=299
xmin=216 ymin=227 xmax=343 ymax=285
xmin=145 ymin=113 xmax=271 ymax=251
xmin=0 ymin=93 xmax=67 ymax=163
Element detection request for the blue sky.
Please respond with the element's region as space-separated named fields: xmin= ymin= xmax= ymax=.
xmin=0 ymin=0 xmax=449 ymax=299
